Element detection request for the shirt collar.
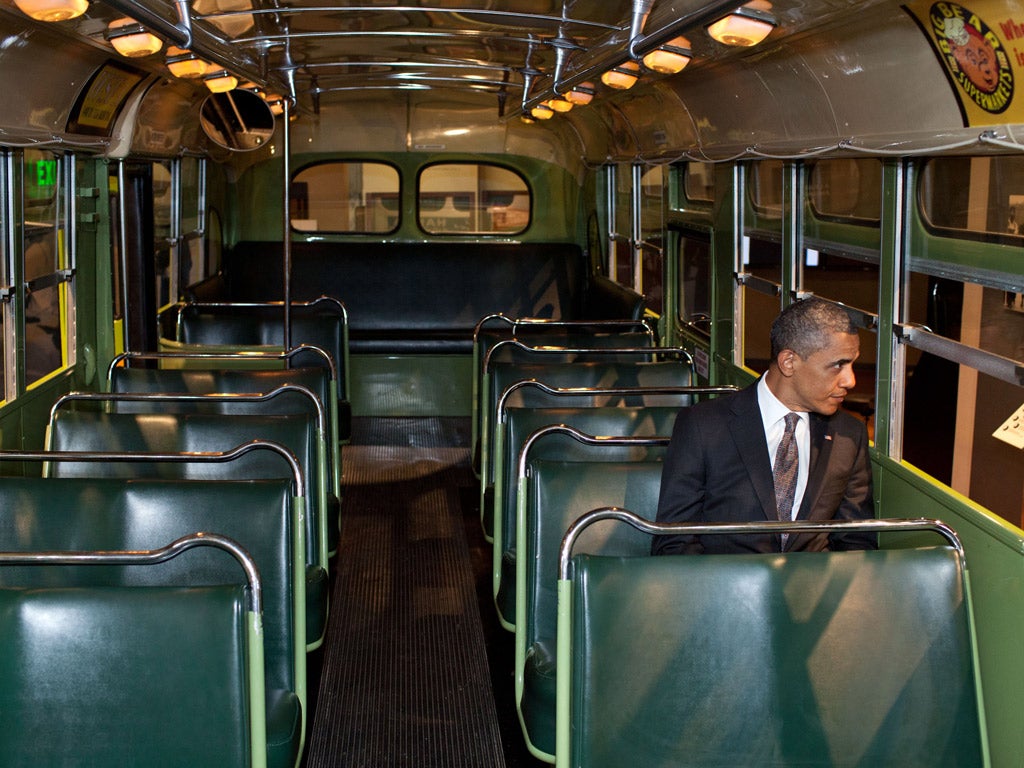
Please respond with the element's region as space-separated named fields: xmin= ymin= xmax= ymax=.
xmin=757 ymin=375 xmax=806 ymax=432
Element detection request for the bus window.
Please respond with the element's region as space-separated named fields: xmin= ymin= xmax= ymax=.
xmin=206 ymin=207 xmax=223 ymax=277
xmin=418 ymin=163 xmax=529 ymax=235
xmin=152 ymin=161 xmax=173 ymax=308
xmin=683 ymin=161 xmax=714 ymax=205
xmin=808 ymin=158 xmax=882 ymax=222
xmin=740 ymin=236 xmax=782 ymax=372
xmin=292 ymin=161 xmax=400 ymax=234
xmin=921 ymin=155 xmax=1024 ymax=241
xmin=180 ymin=156 xmax=204 ymax=289
xmin=23 ymin=149 xmax=68 ymax=385
xmin=750 ymin=160 xmax=784 ymax=217
xmin=676 ymin=230 xmax=711 ymax=338
xmin=0 ymin=154 xmax=7 ymax=400
xmin=640 ymin=165 xmax=664 ymax=314
xmin=611 ymin=163 xmax=632 ymax=285
xmin=902 ymin=271 xmax=1024 ymax=526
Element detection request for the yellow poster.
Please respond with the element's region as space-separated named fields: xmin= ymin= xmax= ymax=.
xmin=906 ymin=0 xmax=1024 ymax=124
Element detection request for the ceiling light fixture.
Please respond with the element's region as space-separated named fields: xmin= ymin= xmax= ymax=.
xmin=203 ymin=69 xmax=238 ymax=93
xmin=642 ymin=36 xmax=692 ymax=74
xmin=565 ymin=82 xmax=595 ymax=105
xmin=106 ymin=17 xmax=163 ymax=57
xmin=530 ymin=103 xmax=555 ymax=120
xmin=12 ymin=0 xmax=87 ymax=22
xmin=601 ymin=60 xmax=640 ymax=90
xmin=707 ymin=1 xmax=776 ymax=47
xmin=546 ymin=96 xmax=573 ymax=113
xmin=166 ymin=46 xmax=210 ymax=79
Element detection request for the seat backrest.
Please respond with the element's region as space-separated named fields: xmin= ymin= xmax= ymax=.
xmin=495 ymin=407 xmax=677 ymax=604
xmin=0 ymin=476 xmax=303 ymax=725
xmin=471 ymin=319 xmax=652 ymax=448
xmin=176 ymin=302 xmax=348 ymax=398
xmin=566 ymin=547 xmax=986 ymax=767
xmin=108 ymin=366 xmax=341 ymax=496
xmin=480 ymin=358 xmax=692 ymax=486
xmin=523 ymin=458 xmax=664 ymax=657
xmin=46 ymin=409 xmax=326 ymax=571
xmin=0 ymin=582 xmax=255 ymax=765
xmin=109 ymin=365 xmax=329 ymax=417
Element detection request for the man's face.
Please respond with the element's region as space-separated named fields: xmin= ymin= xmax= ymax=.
xmin=787 ymin=331 xmax=860 ymax=416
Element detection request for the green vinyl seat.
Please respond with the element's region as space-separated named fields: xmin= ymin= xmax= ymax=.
xmin=46 ymin=408 xmax=330 ymax=650
xmin=0 ymin=476 xmax=306 ymax=768
xmin=0 ymin=538 xmax=264 ymax=766
xmin=108 ymin=366 xmax=341 ymax=552
xmin=558 ymin=514 xmax=988 ymax=768
xmin=515 ymin=444 xmax=666 ymax=762
xmin=476 ymin=333 xmax=661 ymax=484
xmin=480 ymin=358 xmax=693 ymax=537
xmin=493 ymin=407 xmax=678 ymax=630
xmin=172 ymin=298 xmax=351 ymax=440
xmin=471 ymin=316 xmax=653 ymax=468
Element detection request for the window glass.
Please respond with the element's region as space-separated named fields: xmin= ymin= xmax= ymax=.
xmin=741 ymin=287 xmax=781 ymax=373
xmin=206 ymin=208 xmax=223 ymax=277
xmin=152 ymin=161 xmax=174 ymax=308
xmin=803 ymin=251 xmax=879 ymax=315
xmin=921 ymin=155 xmax=1024 ymax=240
xmin=292 ymin=161 xmax=399 ymax=234
xmin=640 ymin=165 xmax=664 ymax=314
xmin=23 ymin=149 xmax=65 ymax=384
xmin=612 ymin=163 xmax=632 ymax=286
xmin=181 ymin=157 xmax=201 ymax=235
xmin=750 ymin=160 xmax=783 ymax=216
xmin=418 ymin=163 xmax=529 ymax=235
xmin=808 ymin=159 xmax=882 ymax=222
xmin=0 ymin=154 xmax=7 ymax=400
xmin=741 ymin=237 xmax=782 ymax=372
xmin=683 ymin=161 xmax=714 ymax=203
xmin=902 ymin=273 xmax=1024 ymax=527
xmin=676 ymin=230 xmax=711 ymax=338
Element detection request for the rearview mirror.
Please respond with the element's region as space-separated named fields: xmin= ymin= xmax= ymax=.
xmin=200 ymin=88 xmax=275 ymax=151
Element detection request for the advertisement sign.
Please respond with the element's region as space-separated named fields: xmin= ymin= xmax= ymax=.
xmin=906 ymin=1 xmax=1024 ymax=124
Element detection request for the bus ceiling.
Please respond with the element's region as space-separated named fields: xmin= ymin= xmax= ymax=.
xmin=0 ymin=0 xmax=1013 ymax=163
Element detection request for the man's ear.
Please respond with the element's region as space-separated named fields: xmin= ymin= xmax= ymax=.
xmin=776 ymin=348 xmax=797 ymax=377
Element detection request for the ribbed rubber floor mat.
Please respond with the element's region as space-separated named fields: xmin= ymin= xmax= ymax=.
xmin=305 ymin=418 xmax=506 ymax=768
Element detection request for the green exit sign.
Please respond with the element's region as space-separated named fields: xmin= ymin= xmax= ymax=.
xmin=34 ymin=159 xmax=56 ymax=188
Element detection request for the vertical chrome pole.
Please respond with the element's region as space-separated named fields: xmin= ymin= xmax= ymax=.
xmin=282 ymin=99 xmax=292 ymax=354
xmin=116 ymin=161 xmax=131 ymax=354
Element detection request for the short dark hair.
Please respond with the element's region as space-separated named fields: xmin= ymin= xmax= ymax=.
xmin=770 ymin=298 xmax=856 ymax=359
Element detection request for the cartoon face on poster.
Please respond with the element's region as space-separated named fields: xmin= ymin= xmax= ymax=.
xmin=906 ymin=1 xmax=1024 ymax=124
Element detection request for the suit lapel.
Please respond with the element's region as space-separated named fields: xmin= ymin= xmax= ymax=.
xmin=798 ymin=413 xmax=833 ymax=519
xmin=729 ymin=385 xmax=776 ymax=520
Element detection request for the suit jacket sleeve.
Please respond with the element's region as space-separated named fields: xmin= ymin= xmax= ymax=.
xmin=652 ymin=405 xmax=708 ymax=555
xmin=824 ymin=414 xmax=877 ymax=551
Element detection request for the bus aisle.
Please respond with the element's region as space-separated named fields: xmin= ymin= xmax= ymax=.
xmin=305 ymin=416 xmax=513 ymax=767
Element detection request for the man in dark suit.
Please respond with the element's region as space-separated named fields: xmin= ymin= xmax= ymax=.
xmin=653 ymin=298 xmax=876 ymax=554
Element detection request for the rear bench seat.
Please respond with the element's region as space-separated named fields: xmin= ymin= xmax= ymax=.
xmin=218 ymin=241 xmax=645 ymax=354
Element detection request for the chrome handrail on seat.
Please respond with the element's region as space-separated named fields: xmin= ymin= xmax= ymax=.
xmin=558 ymin=509 xmax=965 ymax=579
xmin=108 ymin=343 xmax=337 ymax=382
xmin=0 ymin=441 xmax=305 ymax=501
xmin=497 ymin=380 xmax=737 ymax=422
xmin=0 ymin=532 xmax=263 ymax=613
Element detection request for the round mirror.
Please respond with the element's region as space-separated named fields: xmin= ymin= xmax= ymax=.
xmin=200 ymin=88 xmax=275 ymax=151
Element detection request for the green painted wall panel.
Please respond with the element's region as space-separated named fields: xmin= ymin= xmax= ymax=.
xmin=875 ymin=455 xmax=1023 ymax=768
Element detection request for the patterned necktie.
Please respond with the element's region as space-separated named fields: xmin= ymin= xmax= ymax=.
xmin=774 ymin=412 xmax=800 ymax=547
